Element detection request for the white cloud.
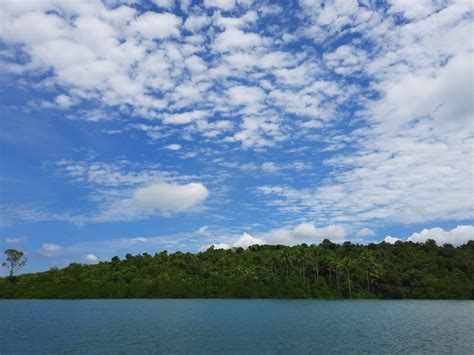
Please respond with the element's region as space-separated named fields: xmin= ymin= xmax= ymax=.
xmin=50 ymin=160 xmax=211 ymax=222
xmin=204 ymin=0 xmax=236 ymax=11
xmin=1 ymin=0 xmax=472 ymax=233
xmin=185 ymin=55 xmax=207 ymax=73
xmin=56 ymin=159 xmax=167 ymax=187
xmin=130 ymin=12 xmax=181 ymax=39
xmin=213 ymin=28 xmax=262 ymax=52
xmin=369 ymin=53 xmax=474 ymax=129
xmin=227 ymin=85 xmax=265 ymax=106
xmin=324 ymin=45 xmax=367 ymax=75
xmin=356 ymin=227 xmax=375 ymax=238
xmin=262 ymin=222 xmax=347 ymax=245
xmin=83 ymin=253 xmax=99 ymax=264
xmin=152 ymin=0 xmax=175 ymax=10
xmin=261 ymin=162 xmax=278 ymax=172
xmin=184 ymin=15 xmax=211 ymax=32
xmin=274 ymin=63 xmax=315 ymax=86
xmin=39 ymin=243 xmax=64 ymax=257
xmin=387 ymin=0 xmax=435 ymax=19
xmin=203 ymin=223 xmax=346 ymax=251
xmin=163 ymin=110 xmax=208 ymax=125
xmin=233 ymin=232 xmax=263 ymax=248
xmin=164 ymin=143 xmax=182 ymax=151
xmin=196 ymin=225 xmax=209 ymax=235
xmin=384 ymin=236 xmax=400 ymax=244
xmin=407 ymin=225 xmax=474 ymax=246
xmin=55 ymin=94 xmax=73 ymax=109
xmin=5 ymin=237 xmax=26 ymax=244
xmin=133 ymin=182 xmax=209 ymax=212
xmin=209 ymin=243 xmax=231 ymax=250
xmin=383 ymin=225 xmax=474 ymax=246
xmin=204 ymin=231 xmax=262 ymax=251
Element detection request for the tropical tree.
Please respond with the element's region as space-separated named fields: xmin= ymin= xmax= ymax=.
xmin=2 ymin=249 xmax=27 ymax=277
xmin=342 ymin=257 xmax=358 ymax=298
xmin=295 ymin=247 xmax=309 ymax=284
xmin=279 ymin=249 xmax=292 ymax=281
xmin=311 ymin=245 xmax=321 ymax=281
xmin=360 ymin=250 xmax=380 ymax=292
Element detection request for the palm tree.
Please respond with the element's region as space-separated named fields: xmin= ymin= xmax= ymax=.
xmin=342 ymin=257 xmax=356 ymax=298
xmin=332 ymin=258 xmax=344 ymax=291
xmin=295 ymin=248 xmax=309 ymax=284
xmin=361 ymin=250 xmax=375 ymax=292
xmin=312 ymin=245 xmax=321 ymax=281
xmin=279 ymin=249 xmax=292 ymax=281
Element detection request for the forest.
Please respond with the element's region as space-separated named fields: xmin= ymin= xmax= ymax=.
xmin=1 ymin=239 xmax=473 ymax=299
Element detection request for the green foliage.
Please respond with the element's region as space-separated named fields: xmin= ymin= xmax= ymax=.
xmin=2 ymin=249 xmax=27 ymax=277
xmin=0 ymin=240 xmax=473 ymax=299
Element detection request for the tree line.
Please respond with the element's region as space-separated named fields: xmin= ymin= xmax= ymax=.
xmin=1 ymin=239 xmax=473 ymax=299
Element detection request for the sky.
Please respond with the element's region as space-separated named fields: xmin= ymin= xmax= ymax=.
xmin=0 ymin=0 xmax=473 ymax=274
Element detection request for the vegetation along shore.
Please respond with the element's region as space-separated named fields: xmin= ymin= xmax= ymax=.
xmin=1 ymin=240 xmax=473 ymax=299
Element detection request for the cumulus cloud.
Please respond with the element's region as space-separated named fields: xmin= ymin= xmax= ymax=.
xmin=130 ymin=12 xmax=181 ymax=39
xmin=44 ymin=160 xmax=210 ymax=223
xmin=163 ymin=111 xmax=208 ymax=125
xmin=387 ymin=0 xmax=435 ymax=20
xmin=324 ymin=45 xmax=367 ymax=75
xmin=153 ymin=0 xmax=175 ymax=10
xmin=213 ymin=28 xmax=263 ymax=52
xmin=233 ymin=232 xmax=263 ymax=248
xmin=204 ymin=0 xmax=236 ymax=11
xmin=383 ymin=225 xmax=474 ymax=246
xmin=356 ymin=228 xmax=376 ymax=238
xmin=132 ymin=182 xmax=209 ymax=212
xmin=205 ymin=232 xmax=262 ymax=250
xmin=204 ymin=223 xmax=346 ymax=251
xmin=209 ymin=243 xmax=231 ymax=250
xmin=39 ymin=243 xmax=63 ymax=257
xmin=83 ymin=254 xmax=99 ymax=264
xmin=55 ymin=94 xmax=73 ymax=109
xmin=227 ymin=85 xmax=265 ymax=106
xmin=1 ymin=0 xmax=472 ymax=235
xmin=407 ymin=225 xmax=474 ymax=246
xmin=261 ymin=162 xmax=278 ymax=172
xmin=370 ymin=53 xmax=474 ymax=128
xmin=164 ymin=143 xmax=182 ymax=151
xmin=249 ymin=0 xmax=474 ymax=227
xmin=383 ymin=236 xmax=400 ymax=244
xmin=261 ymin=223 xmax=346 ymax=245
xmin=184 ymin=15 xmax=211 ymax=32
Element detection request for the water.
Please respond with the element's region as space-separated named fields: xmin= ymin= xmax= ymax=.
xmin=0 ymin=300 xmax=473 ymax=354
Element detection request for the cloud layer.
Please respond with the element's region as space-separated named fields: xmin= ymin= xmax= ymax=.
xmin=0 ymin=1 xmax=472 ymax=272
xmin=384 ymin=225 xmax=474 ymax=246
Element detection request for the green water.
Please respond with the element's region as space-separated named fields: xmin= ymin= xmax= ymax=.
xmin=1 ymin=299 xmax=473 ymax=354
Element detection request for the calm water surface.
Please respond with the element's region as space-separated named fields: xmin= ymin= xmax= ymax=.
xmin=0 ymin=299 xmax=473 ymax=354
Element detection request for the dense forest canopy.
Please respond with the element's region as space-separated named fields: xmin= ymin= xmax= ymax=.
xmin=1 ymin=239 xmax=473 ymax=299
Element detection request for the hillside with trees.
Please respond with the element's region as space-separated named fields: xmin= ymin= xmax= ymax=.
xmin=1 ymin=240 xmax=473 ymax=299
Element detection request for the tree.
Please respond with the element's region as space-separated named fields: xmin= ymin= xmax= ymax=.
xmin=295 ymin=248 xmax=309 ymax=284
xmin=279 ymin=249 xmax=292 ymax=281
xmin=0 ymin=241 xmax=473 ymax=299
xmin=360 ymin=250 xmax=379 ymax=292
xmin=342 ymin=257 xmax=356 ymax=298
xmin=310 ymin=245 xmax=321 ymax=281
xmin=2 ymin=249 xmax=27 ymax=277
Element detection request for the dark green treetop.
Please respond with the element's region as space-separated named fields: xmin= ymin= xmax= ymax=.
xmin=2 ymin=249 xmax=27 ymax=277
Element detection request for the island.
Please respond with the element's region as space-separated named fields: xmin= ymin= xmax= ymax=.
xmin=1 ymin=239 xmax=473 ymax=299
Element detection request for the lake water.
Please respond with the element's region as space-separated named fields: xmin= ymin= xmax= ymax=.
xmin=0 ymin=300 xmax=473 ymax=354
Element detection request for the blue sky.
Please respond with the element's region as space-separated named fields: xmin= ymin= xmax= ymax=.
xmin=0 ymin=0 xmax=473 ymax=273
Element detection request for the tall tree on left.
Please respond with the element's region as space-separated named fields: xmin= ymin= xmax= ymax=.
xmin=2 ymin=249 xmax=27 ymax=277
